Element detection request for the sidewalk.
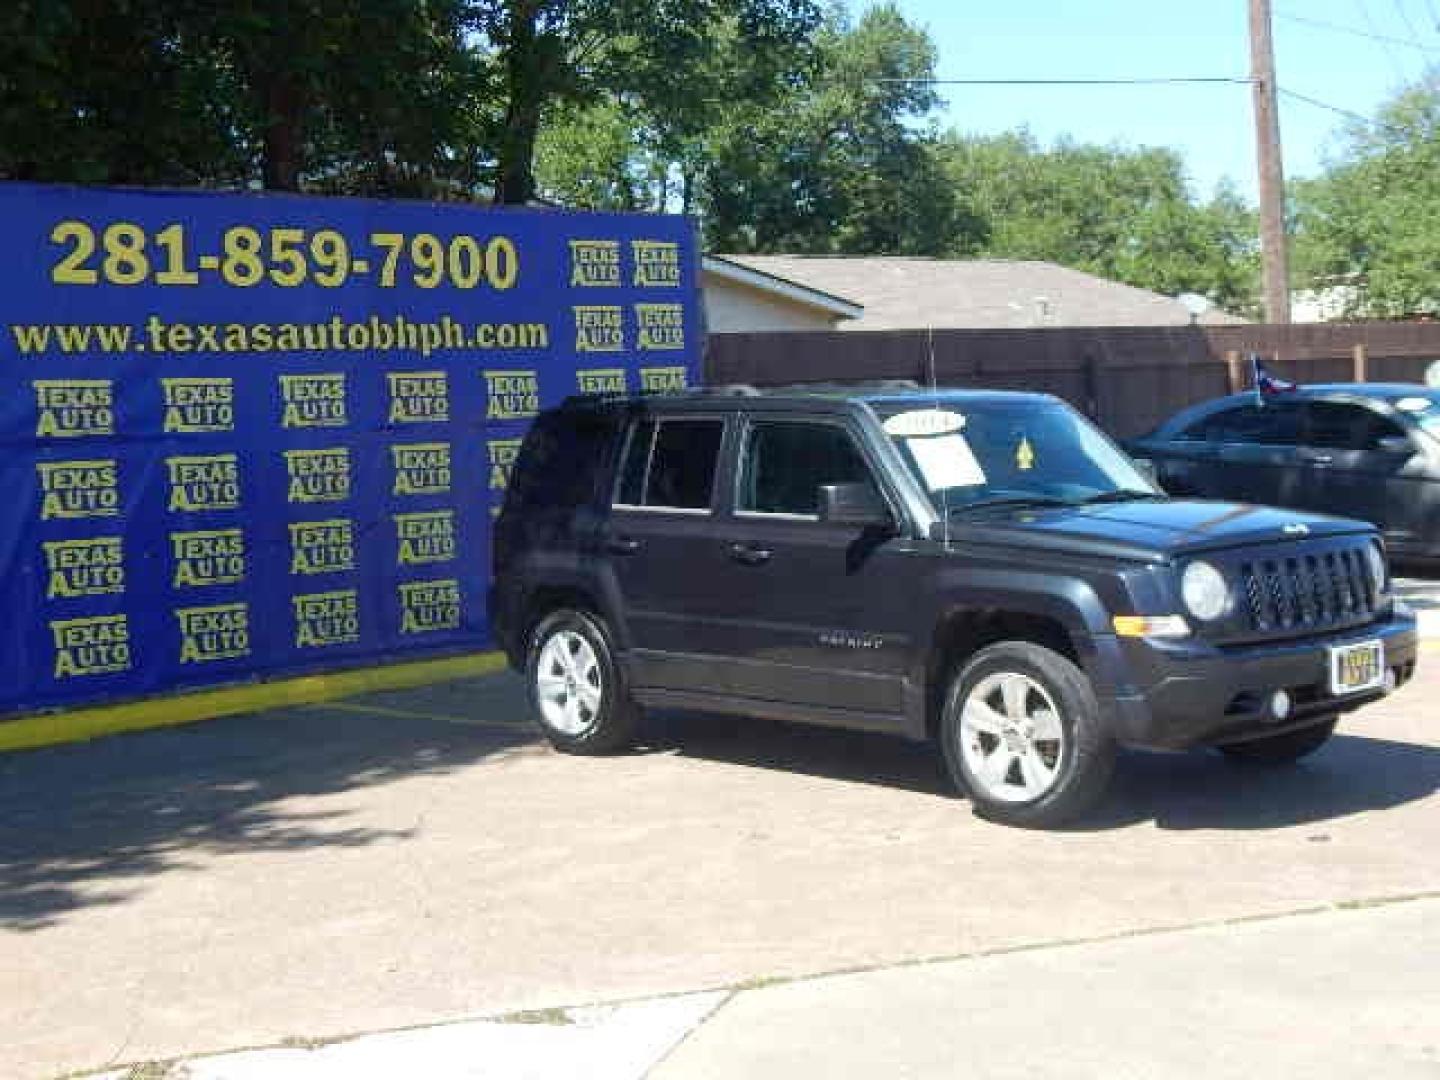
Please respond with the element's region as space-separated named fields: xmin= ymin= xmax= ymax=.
xmin=654 ymin=895 xmax=1440 ymax=1080
xmin=86 ymin=897 xmax=1440 ymax=1079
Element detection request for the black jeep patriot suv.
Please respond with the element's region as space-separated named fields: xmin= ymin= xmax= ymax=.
xmin=490 ymin=385 xmax=1418 ymax=827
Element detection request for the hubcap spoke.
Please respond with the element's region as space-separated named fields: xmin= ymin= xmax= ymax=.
xmin=1029 ymin=708 xmax=1062 ymax=743
xmin=981 ymin=746 xmax=1016 ymax=789
xmin=961 ymin=700 xmax=1007 ymax=736
xmin=999 ymin=675 xmax=1030 ymax=720
xmin=1017 ymin=750 xmax=1054 ymax=796
xmin=576 ymin=683 xmax=601 ymax=715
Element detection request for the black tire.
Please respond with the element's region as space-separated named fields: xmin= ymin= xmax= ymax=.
xmin=524 ymin=608 xmax=638 ymax=754
xmin=940 ymin=641 xmax=1116 ymax=828
xmin=1219 ymin=717 xmax=1337 ymax=766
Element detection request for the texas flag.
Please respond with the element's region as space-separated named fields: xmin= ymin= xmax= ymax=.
xmin=1252 ymin=354 xmax=1297 ymax=400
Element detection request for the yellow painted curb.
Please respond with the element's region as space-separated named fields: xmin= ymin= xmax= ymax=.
xmin=0 ymin=651 xmax=509 ymax=754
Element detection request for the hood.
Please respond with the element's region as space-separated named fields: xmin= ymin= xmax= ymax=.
xmin=949 ymin=499 xmax=1374 ymax=562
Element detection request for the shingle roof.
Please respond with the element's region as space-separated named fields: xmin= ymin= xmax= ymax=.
xmin=718 ymin=255 xmax=1245 ymax=329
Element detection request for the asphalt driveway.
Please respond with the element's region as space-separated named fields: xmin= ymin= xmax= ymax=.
xmin=3 ymin=648 xmax=1439 ymax=1077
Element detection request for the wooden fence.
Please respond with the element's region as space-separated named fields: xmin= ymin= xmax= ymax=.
xmin=705 ymin=322 xmax=1440 ymax=437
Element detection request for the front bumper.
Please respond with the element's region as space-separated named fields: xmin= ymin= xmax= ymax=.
xmin=1095 ymin=609 xmax=1419 ymax=750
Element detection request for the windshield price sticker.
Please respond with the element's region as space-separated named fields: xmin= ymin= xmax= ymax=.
xmin=883 ymin=409 xmax=966 ymax=438
xmin=908 ymin=433 xmax=987 ymax=490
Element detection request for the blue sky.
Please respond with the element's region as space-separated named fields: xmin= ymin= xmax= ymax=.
xmin=889 ymin=0 xmax=1440 ymax=202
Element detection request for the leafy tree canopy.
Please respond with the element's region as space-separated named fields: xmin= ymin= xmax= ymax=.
xmin=1291 ymin=69 xmax=1440 ymax=317
xmin=939 ymin=130 xmax=1260 ymax=314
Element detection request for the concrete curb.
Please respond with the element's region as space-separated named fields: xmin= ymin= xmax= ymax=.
xmin=0 ymin=651 xmax=507 ymax=754
xmin=86 ymin=991 xmax=729 ymax=1080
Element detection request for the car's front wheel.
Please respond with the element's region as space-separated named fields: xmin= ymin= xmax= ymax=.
xmin=940 ymin=641 xmax=1116 ymax=828
xmin=1218 ymin=717 xmax=1337 ymax=765
xmin=525 ymin=608 xmax=638 ymax=754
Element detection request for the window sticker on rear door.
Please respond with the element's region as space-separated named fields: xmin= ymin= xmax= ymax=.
xmin=907 ymin=433 xmax=987 ymax=491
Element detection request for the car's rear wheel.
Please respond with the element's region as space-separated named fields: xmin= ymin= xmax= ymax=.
xmin=526 ymin=609 xmax=638 ymax=754
xmin=941 ymin=641 xmax=1115 ymax=828
xmin=1218 ymin=717 xmax=1337 ymax=765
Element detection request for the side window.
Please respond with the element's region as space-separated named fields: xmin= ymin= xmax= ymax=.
xmin=1303 ymin=402 xmax=1407 ymax=451
xmin=1186 ymin=402 xmax=1301 ymax=445
xmin=739 ymin=420 xmax=874 ymax=516
xmin=614 ymin=417 xmax=723 ymax=511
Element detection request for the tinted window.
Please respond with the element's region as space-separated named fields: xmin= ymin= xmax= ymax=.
xmin=1182 ymin=402 xmax=1302 ymax=445
xmin=506 ymin=409 xmax=619 ymax=511
xmin=1302 ymin=401 xmax=1407 ymax=451
xmin=739 ymin=421 xmax=873 ymax=516
xmin=615 ymin=418 xmax=723 ymax=510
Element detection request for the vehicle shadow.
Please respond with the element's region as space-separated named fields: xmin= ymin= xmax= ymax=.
xmin=1085 ymin=733 xmax=1440 ymax=831
xmin=642 ymin=712 xmax=1440 ymax=831
xmin=0 ymin=681 xmax=535 ymax=933
xmin=637 ymin=711 xmax=952 ymax=796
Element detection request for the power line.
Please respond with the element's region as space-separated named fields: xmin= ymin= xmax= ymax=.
xmin=1277 ymin=86 xmax=1377 ymax=126
xmin=1275 ymin=8 xmax=1440 ymax=52
xmin=1355 ymin=0 xmax=1411 ymax=79
xmin=1391 ymin=0 xmax=1422 ymax=40
xmin=1277 ymin=85 xmax=1418 ymax=141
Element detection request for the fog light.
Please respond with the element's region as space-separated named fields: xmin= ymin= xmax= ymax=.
xmin=1269 ymin=690 xmax=1292 ymax=721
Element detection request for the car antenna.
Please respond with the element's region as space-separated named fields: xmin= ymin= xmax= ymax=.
xmin=925 ymin=325 xmax=951 ymax=546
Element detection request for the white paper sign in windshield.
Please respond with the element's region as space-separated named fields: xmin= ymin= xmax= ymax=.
xmin=907 ymin=433 xmax=987 ymax=491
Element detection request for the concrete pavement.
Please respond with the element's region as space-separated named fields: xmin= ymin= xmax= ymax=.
xmin=4 ymin=640 xmax=1438 ymax=1077
xmin=654 ymin=897 xmax=1440 ymax=1080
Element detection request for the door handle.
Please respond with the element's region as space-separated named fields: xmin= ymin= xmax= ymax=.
xmin=727 ymin=542 xmax=773 ymax=566
xmin=1306 ymin=453 xmax=1335 ymax=466
xmin=606 ymin=536 xmax=642 ymax=555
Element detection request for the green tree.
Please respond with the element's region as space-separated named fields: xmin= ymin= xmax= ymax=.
xmin=1291 ymin=69 xmax=1440 ymax=317
xmin=939 ymin=131 xmax=1259 ymax=314
xmin=0 ymin=0 xmax=247 ymax=185
xmin=0 ymin=0 xmax=482 ymax=195
xmin=474 ymin=0 xmax=820 ymax=205
xmin=701 ymin=3 xmax=969 ymax=255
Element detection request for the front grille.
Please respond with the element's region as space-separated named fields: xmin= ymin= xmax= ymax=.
xmin=1237 ymin=546 xmax=1377 ymax=635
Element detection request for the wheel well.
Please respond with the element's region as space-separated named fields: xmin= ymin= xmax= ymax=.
xmin=924 ymin=609 xmax=1079 ymax=739
xmin=520 ymin=586 xmax=601 ymax=650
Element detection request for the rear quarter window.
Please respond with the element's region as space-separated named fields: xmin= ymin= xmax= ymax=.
xmin=505 ymin=410 xmax=621 ymax=512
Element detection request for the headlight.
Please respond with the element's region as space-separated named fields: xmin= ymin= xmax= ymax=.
xmin=1364 ymin=541 xmax=1389 ymax=597
xmin=1181 ymin=560 xmax=1231 ymax=621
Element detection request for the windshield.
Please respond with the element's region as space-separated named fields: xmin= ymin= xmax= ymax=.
xmin=878 ymin=398 xmax=1158 ymax=512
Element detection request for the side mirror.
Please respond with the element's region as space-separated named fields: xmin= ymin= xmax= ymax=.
xmin=1375 ymin=435 xmax=1414 ymax=456
xmin=818 ymin=482 xmax=892 ymax=530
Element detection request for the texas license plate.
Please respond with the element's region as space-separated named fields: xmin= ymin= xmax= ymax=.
xmin=1329 ymin=640 xmax=1384 ymax=696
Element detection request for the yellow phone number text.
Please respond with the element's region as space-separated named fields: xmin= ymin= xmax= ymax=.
xmin=48 ymin=221 xmax=520 ymax=291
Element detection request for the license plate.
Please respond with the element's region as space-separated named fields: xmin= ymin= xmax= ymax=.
xmin=1329 ymin=640 xmax=1384 ymax=696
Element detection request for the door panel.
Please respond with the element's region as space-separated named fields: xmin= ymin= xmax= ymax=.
xmin=705 ymin=518 xmax=913 ymax=714
xmin=604 ymin=414 xmax=733 ymax=693
xmin=1297 ymin=401 xmax=1427 ymax=542
xmin=698 ymin=417 xmax=914 ymax=719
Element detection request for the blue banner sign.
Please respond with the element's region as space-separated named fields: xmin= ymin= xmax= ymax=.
xmin=0 ymin=184 xmax=701 ymax=714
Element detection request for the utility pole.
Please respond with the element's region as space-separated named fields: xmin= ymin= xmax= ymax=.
xmin=1249 ymin=0 xmax=1291 ymax=323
